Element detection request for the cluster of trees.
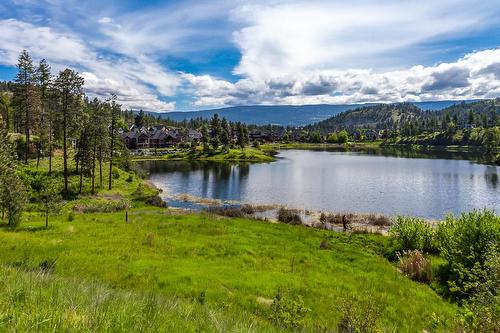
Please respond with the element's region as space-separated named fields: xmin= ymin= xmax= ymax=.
xmin=0 ymin=50 xmax=131 ymax=227
xmin=306 ymin=101 xmax=499 ymax=144
xmin=200 ymin=114 xmax=249 ymax=152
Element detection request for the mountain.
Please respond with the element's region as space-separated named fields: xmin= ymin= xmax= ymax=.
xmin=147 ymin=100 xmax=474 ymax=126
xmin=307 ymin=99 xmax=498 ymax=132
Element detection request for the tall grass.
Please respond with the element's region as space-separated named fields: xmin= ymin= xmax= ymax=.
xmin=0 ymin=265 xmax=273 ymax=333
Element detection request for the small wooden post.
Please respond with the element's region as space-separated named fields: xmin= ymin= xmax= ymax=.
xmin=125 ymin=210 xmax=129 ymax=224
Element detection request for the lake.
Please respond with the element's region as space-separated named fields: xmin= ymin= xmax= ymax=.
xmin=141 ymin=149 xmax=499 ymax=219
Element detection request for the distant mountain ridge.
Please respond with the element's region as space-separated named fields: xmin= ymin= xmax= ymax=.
xmin=307 ymin=99 xmax=498 ymax=133
xmin=146 ymin=100 xmax=476 ymax=126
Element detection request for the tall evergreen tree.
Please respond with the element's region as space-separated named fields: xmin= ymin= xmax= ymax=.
xmin=13 ymin=50 xmax=40 ymax=163
xmin=36 ymin=59 xmax=52 ymax=169
xmin=108 ymin=96 xmax=121 ymax=190
xmin=0 ymin=128 xmax=27 ymax=226
xmin=54 ymin=69 xmax=84 ymax=194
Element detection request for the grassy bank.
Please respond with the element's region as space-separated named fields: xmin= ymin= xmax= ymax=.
xmin=0 ymin=207 xmax=459 ymax=332
xmin=132 ymin=147 xmax=277 ymax=162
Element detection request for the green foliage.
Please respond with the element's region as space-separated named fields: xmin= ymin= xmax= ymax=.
xmin=390 ymin=216 xmax=437 ymax=253
xmin=270 ymin=292 xmax=310 ymax=328
xmin=111 ymin=166 xmax=120 ymax=179
xmin=337 ymin=130 xmax=349 ymax=143
xmin=436 ymin=210 xmax=500 ymax=299
xmin=459 ymin=246 xmax=500 ymax=333
xmin=326 ymin=132 xmax=338 ymax=143
xmin=337 ymin=295 xmax=383 ymax=333
xmin=0 ymin=130 xmax=27 ymax=227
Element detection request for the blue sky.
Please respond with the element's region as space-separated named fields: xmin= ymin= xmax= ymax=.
xmin=0 ymin=0 xmax=499 ymax=111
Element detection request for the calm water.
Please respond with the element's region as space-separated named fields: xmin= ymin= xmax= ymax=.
xmin=142 ymin=149 xmax=499 ymax=219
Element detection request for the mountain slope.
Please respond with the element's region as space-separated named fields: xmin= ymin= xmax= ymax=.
xmin=150 ymin=101 xmax=471 ymax=126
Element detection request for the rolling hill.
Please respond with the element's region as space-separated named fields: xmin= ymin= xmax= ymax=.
xmin=149 ymin=100 xmax=473 ymax=126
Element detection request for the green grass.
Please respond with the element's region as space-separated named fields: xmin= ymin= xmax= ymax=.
xmin=0 ymin=265 xmax=276 ymax=332
xmin=132 ymin=147 xmax=276 ymax=162
xmin=0 ymin=208 xmax=459 ymax=332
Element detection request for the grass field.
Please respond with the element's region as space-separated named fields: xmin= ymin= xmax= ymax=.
xmin=0 ymin=153 xmax=464 ymax=332
xmin=0 ymin=207 xmax=459 ymax=332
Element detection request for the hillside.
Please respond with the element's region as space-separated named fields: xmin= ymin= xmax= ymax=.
xmin=150 ymin=100 xmax=469 ymax=126
xmin=0 ymin=207 xmax=459 ymax=332
xmin=308 ymin=99 xmax=499 ymax=132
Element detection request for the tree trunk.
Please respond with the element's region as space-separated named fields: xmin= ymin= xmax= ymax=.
xmin=79 ymin=169 xmax=83 ymax=194
xmin=36 ymin=143 xmax=40 ymax=168
xmin=63 ymin=93 xmax=68 ymax=194
xmin=91 ymin=138 xmax=96 ymax=194
xmin=48 ymin=110 xmax=52 ymax=175
xmin=108 ymin=118 xmax=114 ymax=190
xmin=24 ymin=73 xmax=29 ymax=164
xmin=99 ymin=147 xmax=103 ymax=188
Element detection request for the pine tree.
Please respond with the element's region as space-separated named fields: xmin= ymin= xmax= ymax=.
xmin=108 ymin=96 xmax=121 ymax=190
xmin=210 ymin=113 xmax=221 ymax=149
xmin=38 ymin=177 xmax=62 ymax=228
xmin=36 ymin=59 xmax=52 ymax=169
xmin=0 ymin=128 xmax=27 ymax=227
xmin=13 ymin=50 xmax=41 ymax=164
xmin=53 ymin=69 xmax=84 ymax=194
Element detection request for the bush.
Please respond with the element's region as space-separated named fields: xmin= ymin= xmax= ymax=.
xmin=459 ymin=245 xmax=500 ymax=332
xmin=277 ymin=208 xmax=302 ymax=225
xmin=366 ymin=214 xmax=392 ymax=226
xmin=111 ymin=167 xmax=120 ymax=179
xmin=436 ymin=210 xmax=500 ymax=299
xmin=390 ymin=216 xmax=437 ymax=253
xmin=146 ymin=195 xmax=167 ymax=208
xmin=67 ymin=212 xmax=75 ymax=222
xmin=206 ymin=206 xmax=245 ymax=218
xmin=337 ymin=295 xmax=383 ymax=333
xmin=397 ymin=250 xmax=432 ymax=283
xmin=73 ymin=199 xmax=130 ymax=213
xmin=270 ymin=292 xmax=310 ymax=328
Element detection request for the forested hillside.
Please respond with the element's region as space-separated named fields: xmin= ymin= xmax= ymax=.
xmin=308 ymin=100 xmax=499 ymax=133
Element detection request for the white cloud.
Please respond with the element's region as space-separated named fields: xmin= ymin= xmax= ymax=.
xmin=185 ymin=48 xmax=500 ymax=106
xmin=0 ymin=19 xmax=177 ymax=111
xmin=98 ymin=17 xmax=112 ymax=24
xmin=230 ymin=0 xmax=499 ymax=79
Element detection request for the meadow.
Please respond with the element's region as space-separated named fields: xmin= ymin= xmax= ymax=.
xmin=0 ymin=204 xmax=460 ymax=332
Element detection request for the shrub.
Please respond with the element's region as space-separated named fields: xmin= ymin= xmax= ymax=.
xmin=337 ymin=295 xmax=383 ymax=333
xmin=146 ymin=195 xmax=167 ymax=208
xmin=126 ymin=173 xmax=134 ymax=183
xmin=436 ymin=210 xmax=500 ymax=299
xmin=240 ymin=204 xmax=256 ymax=215
xmin=73 ymin=199 xmax=130 ymax=213
xmin=366 ymin=214 xmax=392 ymax=226
xmin=390 ymin=216 xmax=437 ymax=253
xmin=459 ymin=245 xmax=500 ymax=332
xmin=277 ymin=208 xmax=302 ymax=225
xmin=397 ymin=250 xmax=432 ymax=283
xmin=270 ymin=292 xmax=310 ymax=328
xmin=67 ymin=212 xmax=75 ymax=222
xmin=205 ymin=206 xmax=246 ymax=218
xmin=111 ymin=167 xmax=120 ymax=179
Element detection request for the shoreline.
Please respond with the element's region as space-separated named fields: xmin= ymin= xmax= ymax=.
xmin=129 ymin=142 xmax=499 ymax=164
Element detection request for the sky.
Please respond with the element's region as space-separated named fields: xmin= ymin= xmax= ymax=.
xmin=0 ymin=0 xmax=499 ymax=112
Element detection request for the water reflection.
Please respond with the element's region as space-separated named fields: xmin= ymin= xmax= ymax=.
xmin=140 ymin=148 xmax=499 ymax=219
